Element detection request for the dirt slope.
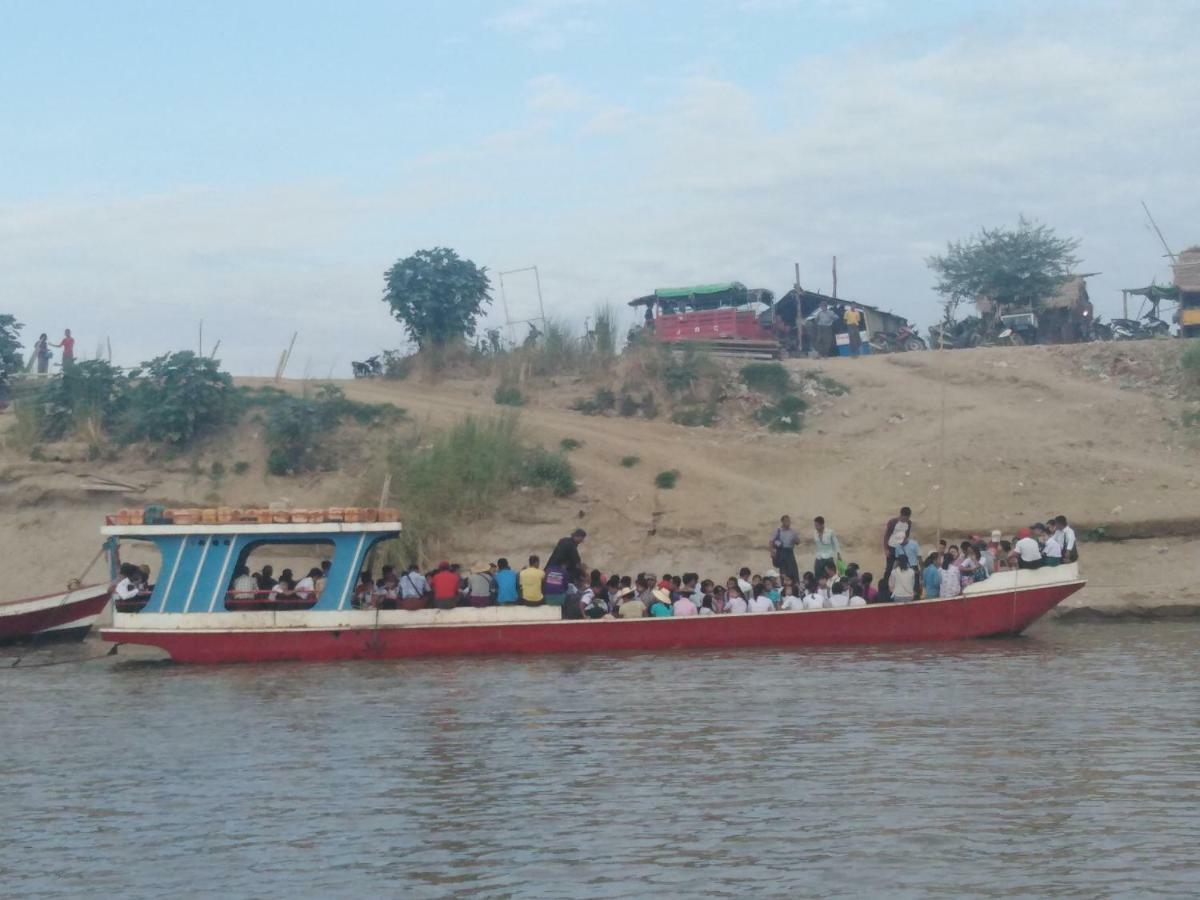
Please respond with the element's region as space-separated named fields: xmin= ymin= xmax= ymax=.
xmin=2 ymin=341 xmax=1196 ymax=614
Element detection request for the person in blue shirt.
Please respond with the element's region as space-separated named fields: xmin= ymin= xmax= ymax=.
xmin=493 ymin=558 xmax=519 ymax=605
xmin=899 ymin=536 xmax=921 ymax=569
xmin=649 ymin=588 xmax=674 ymax=617
xmin=921 ymin=553 xmax=941 ymax=601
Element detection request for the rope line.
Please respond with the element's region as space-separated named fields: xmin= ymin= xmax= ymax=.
xmin=5 ymin=645 xmax=119 ymax=669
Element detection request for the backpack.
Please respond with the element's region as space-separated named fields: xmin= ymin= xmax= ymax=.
xmin=543 ymin=566 xmax=567 ymax=595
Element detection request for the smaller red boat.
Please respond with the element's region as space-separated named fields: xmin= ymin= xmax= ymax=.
xmin=0 ymin=584 xmax=112 ymax=645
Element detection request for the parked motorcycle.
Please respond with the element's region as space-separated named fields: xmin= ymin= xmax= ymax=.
xmin=1110 ymin=313 xmax=1170 ymax=341
xmin=927 ymin=316 xmax=984 ymax=350
xmin=871 ymin=322 xmax=927 ymax=353
xmin=352 ymin=355 xmax=383 ymax=378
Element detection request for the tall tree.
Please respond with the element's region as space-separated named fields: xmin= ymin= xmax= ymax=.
xmin=382 ymin=248 xmax=492 ymax=350
xmin=0 ymin=314 xmax=24 ymax=396
xmin=927 ymin=217 xmax=1081 ymax=311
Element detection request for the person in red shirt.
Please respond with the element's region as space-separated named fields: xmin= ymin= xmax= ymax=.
xmin=53 ymin=329 xmax=75 ymax=367
xmin=429 ymin=561 xmax=462 ymax=610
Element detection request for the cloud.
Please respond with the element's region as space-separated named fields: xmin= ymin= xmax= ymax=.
xmin=526 ymin=74 xmax=586 ymax=113
xmin=488 ymin=0 xmax=609 ymax=50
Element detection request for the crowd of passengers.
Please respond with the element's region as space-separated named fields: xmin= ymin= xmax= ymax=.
xmin=112 ymin=508 xmax=1078 ymax=613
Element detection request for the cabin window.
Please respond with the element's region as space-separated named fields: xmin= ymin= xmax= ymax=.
xmin=112 ymin=540 xmax=163 ymax=614
xmin=226 ymin=541 xmax=336 ymax=611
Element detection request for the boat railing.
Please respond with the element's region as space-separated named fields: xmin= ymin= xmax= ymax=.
xmin=223 ymin=590 xmax=319 ymax=612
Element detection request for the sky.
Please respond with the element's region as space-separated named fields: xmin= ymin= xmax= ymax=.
xmin=1 ymin=0 xmax=1196 ymax=376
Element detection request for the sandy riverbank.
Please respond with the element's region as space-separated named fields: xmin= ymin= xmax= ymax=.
xmin=2 ymin=340 xmax=1196 ymax=620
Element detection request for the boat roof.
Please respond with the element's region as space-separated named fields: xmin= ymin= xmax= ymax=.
xmin=102 ymin=521 xmax=402 ymax=537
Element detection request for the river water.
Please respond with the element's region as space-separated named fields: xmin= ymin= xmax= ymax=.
xmin=2 ymin=622 xmax=1198 ymax=898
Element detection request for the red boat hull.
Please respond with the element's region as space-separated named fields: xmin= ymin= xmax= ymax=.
xmin=101 ymin=580 xmax=1082 ymax=664
xmin=0 ymin=585 xmax=111 ymax=644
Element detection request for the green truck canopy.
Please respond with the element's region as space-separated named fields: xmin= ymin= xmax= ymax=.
xmin=654 ymin=282 xmax=744 ymax=299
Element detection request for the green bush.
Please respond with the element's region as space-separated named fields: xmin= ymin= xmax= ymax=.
xmin=671 ymin=404 xmax=717 ymax=427
xmin=640 ymin=390 xmax=659 ymax=419
xmin=654 ymin=469 xmax=680 ymax=489
xmin=618 ymin=393 xmax=640 ymax=417
xmin=523 ymin=448 xmax=578 ymax=497
xmin=123 ymin=352 xmax=240 ymax=447
xmin=571 ymin=386 xmax=615 ymax=415
xmin=593 ymin=304 xmax=618 ymax=358
xmin=0 ymin=314 xmax=23 ymax=397
xmin=29 ymin=359 xmax=129 ymax=442
xmin=620 ymin=455 xmax=640 ymax=468
xmin=559 ymin=437 xmax=583 ymax=452
xmin=1182 ymin=341 xmax=1200 ymax=390
xmin=494 ymin=382 xmax=525 ymax=407
xmin=740 ymin=362 xmax=790 ymax=396
xmin=262 ymin=384 xmax=403 ymax=475
xmin=806 ymin=372 xmax=851 ymax=396
xmin=383 ymin=414 xmax=576 ymax=562
xmin=660 ymin=345 xmax=710 ymax=395
xmin=754 ymin=393 xmax=808 ymax=432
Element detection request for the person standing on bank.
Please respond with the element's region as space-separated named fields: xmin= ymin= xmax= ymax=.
xmin=769 ymin=515 xmax=801 ymax=583
xmin=812 ymin=515 xmax=842 ymax=581
xmin=881 ymin=506 xmax=913 ymax=592
xmin=33 ymin=333 xmax=51 ymax=375
xmin=52 ymin=328 xmax=75 ymax=368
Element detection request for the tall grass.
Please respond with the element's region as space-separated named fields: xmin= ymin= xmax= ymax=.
xmin=593 ymin=303 xmax=618 ymax=358
xmin=379 ymin=414 xmax=576 ymax=564
xmin=1182 ymin=340 xmax=1200 ymax=391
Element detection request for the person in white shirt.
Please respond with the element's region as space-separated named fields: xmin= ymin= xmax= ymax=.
xmin=780 ymin=593 xmax=805 ymax=611
xmin=736 ymin=567 xmax=753 ymax=599
xmin=827 ymin=580 xmax=851 ymax=608
xmin=399 ymin=564 xmax=428 ymax=602
xmin=294 ymin=568 xmax=321 ymax=602
xmin=802 ymin=591 xmax=826 ymax=611
xmin=848 ymin=593 xmax=867 ymax=607
xmin=1040 ymin=523 xmax=1064 ymax=567
xmin=1055 ymin=515 xmax=1077 ymax=563
xmin=231 ymin=565 xmax=256 ymax=600
xmin=725 ymin=592 xmax=749 ymax=614
xmin=888 ymin=557 xmax=916 ymax=602
xmin=1012 ymin=529 xmax=1043 ymax=569
xmin=112 ymin=564 xmax=140 ymax=602
xmin=747 ymin=588 xmax=774 ymax=613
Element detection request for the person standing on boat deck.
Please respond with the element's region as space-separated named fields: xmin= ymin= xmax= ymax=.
xmin=889 ymin=557 xmax=916 ymax=602
xmin=812 ymin=516 xmax=842 ymax=581
xmin=1055 ymin=515 xmax=1078 ymax=562
xmin=519 ymin=555 xmax=545 ymax=606
xmin=937 ymin=554 xmax=962 ymax=598
xmin=921 ymin=553 xmax=941 ymax=601
xmin=429 ymin=561 xmax=461 ymax=610
xmin=769 ymin=515 xmax=802 ymax=583
xmin=544 ymin=528 xmax=586 ymax=606
xmin=881 ymin=506 xmax=913 ymax=594
xmin=1040 ymin=521 xmax=1064 ymax=567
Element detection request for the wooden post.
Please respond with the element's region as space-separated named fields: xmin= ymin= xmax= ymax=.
xmin=1122 ymin=290 xmax=1128 ymax=320
xmin=832 ymin=256 xmax=838 ymax=300
xmin=794 ymin=263 xmax=803 ymax=355
xmin=275 ymin=332 xmax=298 ymax=381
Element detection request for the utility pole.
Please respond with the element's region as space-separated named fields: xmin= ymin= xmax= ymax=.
xmin=832 ymin=256 xmax=838 ymax=300
xmin=1141 ymin=201 xmax=1176 ymax=263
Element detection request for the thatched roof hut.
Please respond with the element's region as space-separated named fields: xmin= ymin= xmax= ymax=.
xmin=975 ymin=275 xmax=1091 ymax=316
xmin=1173 ymin=246 xmax=1200 ymax=292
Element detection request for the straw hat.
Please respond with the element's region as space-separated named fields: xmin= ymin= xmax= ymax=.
xmin=616 ymin=587 xmax=635 ymax=600
xmin=652 ymin=588 xmax=672 ymax=605
xmin=472 ymin=561 xmax=492 ymax=574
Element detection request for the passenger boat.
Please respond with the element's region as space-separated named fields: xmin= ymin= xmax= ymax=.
xmin=98 ymin=512 xmax=1087 ymax=664
xmin=0 ymin=584 xmax=112 ymax=645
